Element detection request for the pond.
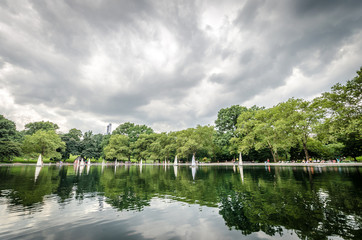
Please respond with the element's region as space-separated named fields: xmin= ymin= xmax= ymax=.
xmin=0 ymin=164 xmax=361 ymax=240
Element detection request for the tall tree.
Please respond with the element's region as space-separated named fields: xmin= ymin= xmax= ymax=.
xmin=24 ymin=121 xmax=59 ymax=135
xmin=0 ymin=141 xmax=22 ymax=161
xmin=132 ymin=133 xmax=158 ymax=162
xmin=149 ymin=132 xmax=177 ymax=162
xmin=112 ymin=122 xmax=154 ymax=142
xmin=215 ymin=105 xmax=248 ymax=138
xmin=0 ymin=115 xmax=18 ymax=141
xmin=214 ymin=105 xmax=247 ymax=159
xmin=215 ymin=106 xmax=264 ymax=160
xmin=0 ymin=115 xmax=21 ymax=161
xmin=68 ymin=128 xmax=82 ymax=140
xmin=317 ymin=68 xmax=362 ymax=160
xmin=104 ymin=135 xmax=131 ymax=161
xmin=275 ymin=98 xmax=323 ymax=161
xmin=80 ymin=131 xmax=104 ymax=159
xmin=60 ymin=128 xmax=83 ymax=159
xmin=176 ymin=125 xmax=214 ymax=161
xmin=22 ymin=130 xmax=65 ymax=159
xmin=233 ymin=107 xmax=282 ymax=162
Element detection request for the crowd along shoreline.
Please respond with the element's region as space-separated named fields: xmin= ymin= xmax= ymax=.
xmin=1 ymin=162 xmax=362 ymax=167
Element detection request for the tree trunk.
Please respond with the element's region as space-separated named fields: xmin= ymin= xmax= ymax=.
xmin=267 ymin=141 xmax=278 ymax=162
xmin=302 ymin=135 xmax=309 ymax=162
xmin=275 ymin=150 xmax=279 ymax=162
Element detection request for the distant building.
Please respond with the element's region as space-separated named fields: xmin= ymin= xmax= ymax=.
xmin=106 ymin=123 xmax=112 ymax=135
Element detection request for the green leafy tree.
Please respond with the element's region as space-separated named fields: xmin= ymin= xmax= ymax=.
xmin=252 ymin=108 xmax=283 ymax=162
xmin=104 ymin=135 xmax=131 ymax=161
xmin=112 ymin=122 xmax=153 ymax=142
xmin=22 ymin=130 xmax=65 ymax=159
xmin=132 ymin=133 xmax=159 ymax=162
xmin=233 ymin=107 xmax=282 ymax=162
xmin=215 ymin=105 xmax=248 ymax=142
xmin=214 ymin=105 xmax=248 ymax=160
xmin=24 ymin=121 xmax=59 ymax=135
xmin=0 ymin=141 xmax=22 ymax=161
xmin=101 ymin=134 xmax=111 ymax=157
xmin=216 ymin=106 xmax=264 ymax=160
xmin=0 ymin=115 xmax=22 ymax=160
xmin=80 ymin=131 xmax=104 ymax=159
xmin=233 ymin=99 xmax=325 ymax=162
xmin=176 ymin=125 xmax=214 ymax=161
xmin=306 ymin=139 xmax=345 ymax=160
xmin=68 ymin=128 xmax=82 ymax=140
xmin=274 ymin=98 xmax=324 ymax=161
xmin=148 ymin=132 xmax=177 ymax=162
xmin=317 ymin=68 xmax=362 ymax=160
xmin=0 ymin=115 xmax=18 ymax=141
xmin=60 ymin=128 xmax=83 ymax=159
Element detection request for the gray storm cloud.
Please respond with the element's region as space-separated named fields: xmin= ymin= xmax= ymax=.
xmin=0 ymin=0 xmax=361 ymax=133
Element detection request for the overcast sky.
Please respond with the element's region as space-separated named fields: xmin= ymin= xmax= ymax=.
xmin=1 ymin=0 xmax=362 ymax=134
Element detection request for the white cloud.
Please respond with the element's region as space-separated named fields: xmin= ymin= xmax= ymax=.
xmin=1 ymin=0 xmax=361 ymax=133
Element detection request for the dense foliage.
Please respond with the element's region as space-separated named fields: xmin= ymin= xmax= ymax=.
xmin=0 ymin=67 xmax=361 ymax=162
xmin=0 ymin=115 xmax=21 ymax=160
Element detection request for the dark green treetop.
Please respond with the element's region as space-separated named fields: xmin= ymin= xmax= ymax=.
xmin=112 ymin=122 xmax=153 ymax=142
xmin=24 ymin=121 xmax=59 ymax=135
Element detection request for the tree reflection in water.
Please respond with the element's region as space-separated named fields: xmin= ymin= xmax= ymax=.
xmin=0 ymin=165 xmax=361 ymax=239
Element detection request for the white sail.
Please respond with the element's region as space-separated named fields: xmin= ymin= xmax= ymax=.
xmin=87 ymin=158 xmax=91 ymax=166
xmin=239 ymin=152 xmax=243 ymax=165
xmin=87 ymin=163 xmax=90 ymax=175
xmin=102 ymin=160 xmax=105 ymax=166
xmin=36 ymin=154 xmax=43 ymax=166
xmin=140 ymin=159 xmax=143 ymax=165
xmin=191 ymin=154 xmax=196 ymax=167
xmin=174 ymin=155 xmax=178 ymax=165
xmin=115 ymin=159 xmax=117 ymax=166
xmin=74 ymin=157 xmax=79 ymax=166
xmin=80 ymin=158 xmax=85 ymax=166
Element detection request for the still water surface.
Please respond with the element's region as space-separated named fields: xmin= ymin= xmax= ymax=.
xmin=0 ymin=165 xmax=361 ymax=240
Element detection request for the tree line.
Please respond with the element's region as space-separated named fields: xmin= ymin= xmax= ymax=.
xmin=0 ymin=67 xmax=361 ymax=162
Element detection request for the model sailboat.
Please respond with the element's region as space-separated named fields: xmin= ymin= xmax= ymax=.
xmin=36 ymin=154 xmax=43 ymax=166
xmin=191 ymin=154 xmax=196 ymax=167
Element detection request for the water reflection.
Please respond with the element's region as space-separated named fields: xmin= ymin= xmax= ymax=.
xmin=0 ymin=165 xmax=361 ymax=240
xmin=34 ymin=166 xmax=42 ymax=182
xmin=79 ymin=164 xmax=84 ymax=175
xmin=239 ymin=166 xmax=244 ymax=183
xmin=173 ymin=166 xmax=177 ymax=177
xmin=191 ymin=166 xmax=196 ymax=180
